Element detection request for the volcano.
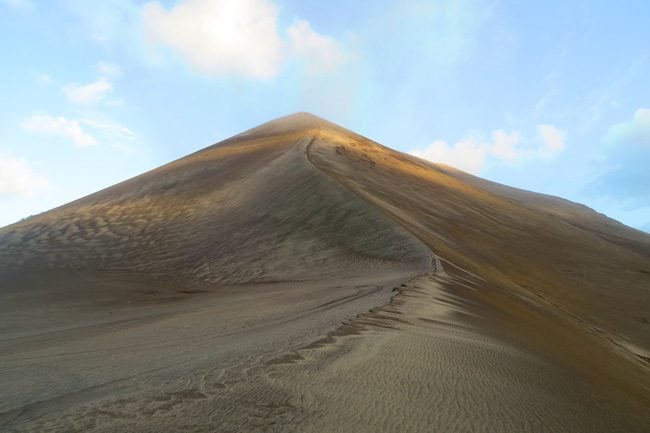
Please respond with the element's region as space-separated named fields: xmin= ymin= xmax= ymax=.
xmin=1 ymin=113 xmax=649 ymax=432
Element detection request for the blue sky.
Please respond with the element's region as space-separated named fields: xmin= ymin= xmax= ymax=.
xmin=1 ymin=0 xmax=649 ymax=232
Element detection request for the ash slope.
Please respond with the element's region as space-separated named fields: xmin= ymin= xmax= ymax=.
xmin=0 ymin=114 xmax=430 ymax=304
xmin=1 ymin=113 xmax=649 ymax=432
xmin=310 ymin=121 xmax=650 ymax=402
xmin=0 ymin=113 xmax=431 ymax=426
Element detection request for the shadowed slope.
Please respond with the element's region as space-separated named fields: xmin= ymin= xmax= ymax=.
xmin=0 ymin=113 xmax=430 ymax=293
xmin=0 ymin=114 xmax=433 ymax=428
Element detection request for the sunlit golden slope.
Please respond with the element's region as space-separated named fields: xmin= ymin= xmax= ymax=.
xmin=308 ymin=117 xmax=650 ymax=401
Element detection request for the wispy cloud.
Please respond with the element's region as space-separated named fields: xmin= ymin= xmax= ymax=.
xmin=533 ymin=72 xmax=560 ymax=117
xmin=577 ymin=55 xmax=649 ymax=133
xmin=80 ymin=118 xmax=137 ymax=153
xmin=0 ymin=152 xmax=47 ymax=197
xmin=63 ymin=77 xmax=113 ymax=104
xmin=81 ymin=118 xmax=136 ymax=142
xmin=21 ymin=114 xmax=97 ymax=148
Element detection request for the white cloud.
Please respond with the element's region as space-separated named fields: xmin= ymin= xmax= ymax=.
xmin=410 ymin=136 xmax=489 ymax=174
xmin=61 ymin=62 xmax=122 ymax=105
xmin=0 ymin=153 xmax=47 ymax=197
xmin=287 ymin=19 xmax=346 ymax=74
xmin=604 ymin=107 xmax=650 ymax=147
xmin=141 ymin=0 xmax=349 ymax=78
xmin=63 ymin=77 xmax=113 ymax=104
xmin=21 ymin=114 xmax=137 ymax=152
xmin=588 ymin=108 xmax=650 ymax=205
xmin=490 ymin=129 xmax=520 ymax=161
xmin=142 ymin=0 xmax=283 ymax=79
xmin=537 ymin=124 xmax=566 ymax=152
xmin=410 ymin=124 xmax=565 ymax=174
xmin=22 ymin=114 xmax=97 ymax=148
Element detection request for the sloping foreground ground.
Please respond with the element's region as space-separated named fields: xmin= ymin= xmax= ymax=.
xmin=1 ymin=113 xmax=649 ymax=432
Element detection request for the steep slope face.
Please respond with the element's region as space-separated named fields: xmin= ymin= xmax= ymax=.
xmin=308 ymin=122 xmax=650 ymax=399
xmin=0 ymin=114 xmax=430 ymax=297
xmin=0 ymin=114 xmax=433 ymax=427
xmin=442 ymin=165 xmax=650 ymax=257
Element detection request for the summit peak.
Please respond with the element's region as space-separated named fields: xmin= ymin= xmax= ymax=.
xmin=233 ymin=112 xmax=346 ymax=140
